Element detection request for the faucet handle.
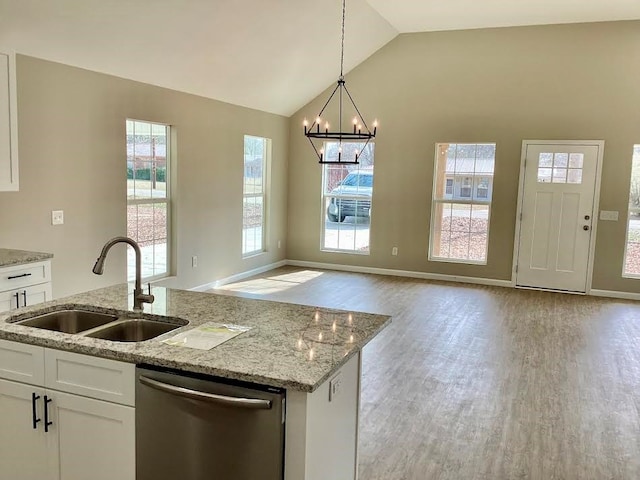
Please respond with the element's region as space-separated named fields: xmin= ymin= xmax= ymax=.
xmin=147 ymin=283 xmax=151 ymax=295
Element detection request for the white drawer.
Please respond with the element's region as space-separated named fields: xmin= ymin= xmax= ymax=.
xmin=0 ymin=261 xmax=51 ymax=292
xmin=44 ymin=349 xmax=135 ymax=406
xmin=0 ymin=282 xmax=52 ymax=312
xmin=0 ymin=339 xmax=45 ymax=385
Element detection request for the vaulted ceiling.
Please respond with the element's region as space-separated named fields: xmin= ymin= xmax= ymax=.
xmin=1 ymin=0 xmax=639 ymax=116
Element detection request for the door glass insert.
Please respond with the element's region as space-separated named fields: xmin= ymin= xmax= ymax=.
xmin=537 ymin=152 xmax=583 ymax=184
xmin=554 ymin=153 xmax=569 ymax=168
xmin=569 ymin=153 xmax=584 ymax=168
xmin=567 ymin=169 xmax=583 ymax=184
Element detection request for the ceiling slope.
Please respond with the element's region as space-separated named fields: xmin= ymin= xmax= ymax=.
xmin=366 ymin=0 xmax=640 ymax=33
xmin=0 ymin=0 xmax=398 ymax=116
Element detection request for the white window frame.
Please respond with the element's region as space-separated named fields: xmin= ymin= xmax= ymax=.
xmin=320 ymin=141 xmax=375 ymax=254
xmin=242 ymin=135 xmax=269 ymax=257
xmin=126 ymin=119 xmax=171 ymax=281
xmin=623 ymin=144 xmax=640 ymax=278
xmin=429 ymin=143 xmax=495 ymax=265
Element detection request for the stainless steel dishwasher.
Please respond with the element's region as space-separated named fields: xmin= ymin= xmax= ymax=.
xmin=136 ymin=365 xmax=286 ymax=480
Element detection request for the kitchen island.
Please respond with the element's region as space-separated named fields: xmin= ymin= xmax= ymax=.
xmin=0 ymin=284 xmax=391 ymax=480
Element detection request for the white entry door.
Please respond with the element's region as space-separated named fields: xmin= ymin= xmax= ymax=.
xmin=515 ymin=141 xmax=602 ymax=292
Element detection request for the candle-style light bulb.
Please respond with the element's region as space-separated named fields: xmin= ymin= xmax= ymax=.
xmin=373 ymin=119 xmax=378 ymax=136
xmin=325 ymin=122 xmax=329 ymax=133
xmin=316 ymin=117 xmax=321 ymax=133
xmin=303 ymin=118 xmax=308 ymax=134
xmin=353 ymin=117 xmax=358 ymax=134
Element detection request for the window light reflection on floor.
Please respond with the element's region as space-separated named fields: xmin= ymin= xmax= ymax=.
xmin=217 ymin=270 xmax=324 ymax=295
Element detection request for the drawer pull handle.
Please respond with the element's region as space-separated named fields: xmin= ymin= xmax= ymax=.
xmin=21 ymin=290 xmax=27 ymax=307
xmin=7 ymin=273 xmax=32 ymax=280
xmin=44 ymin=396 xmax=53 ymax=433
xmin=14 ymin=292 xmax=19 ymax=309
xmin=32 ymin=393 xmax=41 ymax=429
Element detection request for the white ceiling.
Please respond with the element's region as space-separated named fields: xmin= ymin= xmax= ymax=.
xmin=0 ymin=0 xmax=396 ymax=116
xmin=366 ymin=0 xmax=640 ymax=33
xmin=1 ymin=1 xmax=639 ymax=116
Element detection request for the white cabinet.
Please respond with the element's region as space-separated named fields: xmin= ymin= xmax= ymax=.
xmin=49 ymin=390 xmax=135 ymax=480
xmin=0 ymin=261 xmax=52 ymax=312
xmin=0 ymin=341 xmax=135 ymax=480
xmin=0 ymin=49 xmax=18 ymax=191
xmin=0 ymin=380 xmax=50 ymax=480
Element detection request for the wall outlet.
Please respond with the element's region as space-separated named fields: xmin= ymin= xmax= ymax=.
xmin=51 ymin=210 xmax=64 ymax=225
xmin=191 ymin=255 xmax=198 ymax=268
xmin=392 ymin=247 xmax=398 ymax=256
xmin=599 ymin=210 xmax=619 ymax=221
xmin=329 ymin=372 xmax=343 ymax=402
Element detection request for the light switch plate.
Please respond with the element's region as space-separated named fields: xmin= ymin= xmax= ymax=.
xmin=599 ymin=210 xmax=619 ymax=221
xmin=51 ymin=210 xmax=64 ymax=225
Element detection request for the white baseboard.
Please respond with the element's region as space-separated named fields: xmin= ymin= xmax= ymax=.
xmin=286 ymin=260 xmax=513 ymax=288
xmin=190 ymin=260 xmax=288 ymax=292
xmin=589 ymin=289 xmax=640 ymax=301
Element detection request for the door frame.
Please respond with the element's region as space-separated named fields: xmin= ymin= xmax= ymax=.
xmin=511 ymin=140 xmax=605 ymax=293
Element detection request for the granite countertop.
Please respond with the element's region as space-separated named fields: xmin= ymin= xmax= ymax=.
xmin=0 ymin=248 xmax=53 ymax=267
xmin=0 ymin=284 xmax=391 ymax=392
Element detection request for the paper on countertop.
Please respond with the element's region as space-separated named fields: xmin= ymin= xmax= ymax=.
xmin=162 ymin=322 xmax=252 ymax=350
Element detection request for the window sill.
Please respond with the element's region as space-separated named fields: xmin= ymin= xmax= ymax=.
xmin=428 ymin=256 xmax=487 ymax=266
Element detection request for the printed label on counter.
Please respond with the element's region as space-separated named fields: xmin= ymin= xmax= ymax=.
xmin=162 ymin=322 xmax=252 ymax=350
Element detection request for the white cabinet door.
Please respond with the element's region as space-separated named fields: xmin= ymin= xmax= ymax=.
xmin=0 ymin=379 xmax=52 ymax=480
xmin=0 ymin=50 xmax=18 ymax=191
xmin=48 ymin=390 xmax=135 ymax=480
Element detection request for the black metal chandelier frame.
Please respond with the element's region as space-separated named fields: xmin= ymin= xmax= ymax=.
xmin=304 ymin=0 xmax=377 ymax=164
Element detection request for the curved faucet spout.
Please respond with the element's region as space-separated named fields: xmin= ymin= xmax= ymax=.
xmin=92 ymin=236 xmax=154 ymax=312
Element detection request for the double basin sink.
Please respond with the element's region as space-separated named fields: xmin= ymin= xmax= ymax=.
xmin=9 ymin=308 xmax=188 ymax=342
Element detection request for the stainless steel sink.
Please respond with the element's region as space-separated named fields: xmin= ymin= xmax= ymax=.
xmin=16 ymin=310 xmax=118 ymax=334
xmin=86 ymin=319 xmax=181 ymax=342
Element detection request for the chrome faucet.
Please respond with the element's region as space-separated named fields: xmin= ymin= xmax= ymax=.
xmin=92 ymin=236 xmax=155 ymax=312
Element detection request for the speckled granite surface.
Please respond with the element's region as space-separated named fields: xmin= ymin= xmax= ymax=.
xmin=0 ymin=284 xmax=391 ymax=392
xmin=0 ymin=248 xmax=53 ymax=267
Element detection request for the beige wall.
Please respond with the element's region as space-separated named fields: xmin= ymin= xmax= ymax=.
xmin=288 ymin=20 xmax=640 ymax=293
xmin=0 ymin=55 xmax=289 ymax=298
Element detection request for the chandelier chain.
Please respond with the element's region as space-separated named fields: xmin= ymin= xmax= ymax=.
xmin=340 ymin=0 xmax=346 ymax=78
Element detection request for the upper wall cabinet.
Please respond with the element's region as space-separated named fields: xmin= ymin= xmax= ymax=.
xmin=0 ymin=50 xmax=18 ymax=191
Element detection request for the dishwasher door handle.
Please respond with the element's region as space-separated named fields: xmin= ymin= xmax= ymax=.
xmin=139 ymin=375 xmax=273 ymax=409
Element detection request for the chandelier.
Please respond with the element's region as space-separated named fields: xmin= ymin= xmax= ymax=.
xmin=303 ymin=0 xmax=377 ymax=164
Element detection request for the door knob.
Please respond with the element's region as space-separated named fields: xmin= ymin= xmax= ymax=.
xmin=583 ymin=225 xmax=590 ymax=231
xmin=584 ymin=215 xmax=590 ymax=220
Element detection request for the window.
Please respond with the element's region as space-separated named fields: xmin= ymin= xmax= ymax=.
xmin=126 ymin=120 xmax=170 ymax=281
xmin=537 ymin=152 xmax=583 ymax=184
xmin=624 ymin=145 xmax=640 ymax=277
xmin=322 ymin=142 xmax=375 ymax=253
xmin=243 ymin=135 xmax=269 ymax=256
xmin=430 ymin=143 xmax=495 ymax=263
xmin=445 ymin=178 xmax=453 ymax=195
xmin=460 ymin=177 xmax=472 ymax=197
xmin=476 ymin=177 xmax=489 ymax=199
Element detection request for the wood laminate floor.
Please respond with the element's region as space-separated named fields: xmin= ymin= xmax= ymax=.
xmin=212 ymin=267 xmax=640 ymax=480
